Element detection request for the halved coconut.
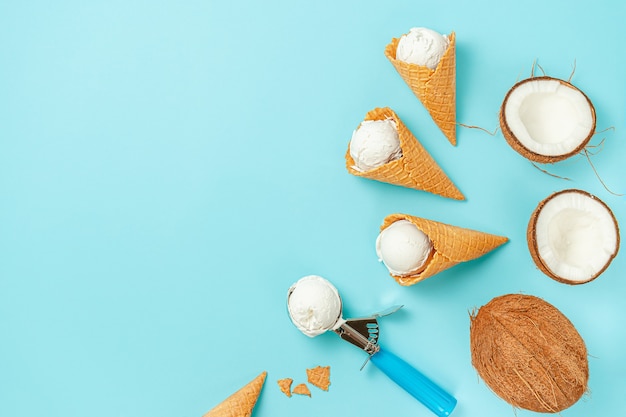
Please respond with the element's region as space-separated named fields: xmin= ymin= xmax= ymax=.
xmin=527 ymin=189 xmax=619 ymax=284
xmin=500 ymin=76 xmax=596 ymax=163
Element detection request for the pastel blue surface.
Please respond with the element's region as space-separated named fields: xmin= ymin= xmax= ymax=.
xmin=1 ymin=1 xmax=625 ymax=416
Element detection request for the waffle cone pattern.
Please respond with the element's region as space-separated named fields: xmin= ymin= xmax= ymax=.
xmin=345 ymin=107 xmax=464 ymax=200
xmin=204 ymin=371 xmax=267 ymax=417
xmin=381 ymin=213 xmax=508 ymax=286
xmin=385 ymin=32 xmax=457 ymax=145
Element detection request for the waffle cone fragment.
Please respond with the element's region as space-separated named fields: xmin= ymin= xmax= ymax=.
xmin=345 ymin=107 xmax=464 ymax=200
xmin=292 ymin=383 xmax=311 ymax=397
xmin=306 ymin=366 xmax=331 ymax=391
xmin=204 ymin=371 xmax=267 ymax=417
xmin=277 ymin=378 xmax=293 ymax=397
xmin=381 ymin=213 xmax=508 ymax=285
xmin=385 ymin=32 xmax=456 ymax=145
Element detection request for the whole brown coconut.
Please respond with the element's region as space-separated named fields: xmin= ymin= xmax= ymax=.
xmin=470 ymin=294 xmax=588 ymax=413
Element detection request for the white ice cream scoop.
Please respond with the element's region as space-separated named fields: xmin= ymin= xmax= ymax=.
xmin=376 ymin=220 xmax=434 ymax=276
xmin=349 ymin=119 xmax=403 ymax=172
xmin=287 ymin=275 xmax=343 ymax=337
xmin=287 ymin=275 xmax=457 ymax=417
xmin=396 ymin=27 xmax=449 ymax=70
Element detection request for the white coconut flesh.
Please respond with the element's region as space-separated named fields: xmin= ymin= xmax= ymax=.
xmin=534 ymin=191 xmax=618 ymax=282
xmin=504 ymin=78 xmax=594 ymax=157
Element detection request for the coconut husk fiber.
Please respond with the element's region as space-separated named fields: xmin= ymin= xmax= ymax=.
xmin=470 ymin=294 xmax=588 ymax=413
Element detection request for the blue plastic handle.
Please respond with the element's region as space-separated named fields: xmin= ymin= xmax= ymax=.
xmin=370 ymin=347 xmax=457 ymax=417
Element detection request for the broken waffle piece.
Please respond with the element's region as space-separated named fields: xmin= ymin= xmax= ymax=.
xmin=292 ymin=383 xmax=311 ymax=397
xmin=277 ymin=378 xmax=293 ymax=397
xmin=306 ymin=366 xmax=331 ymax=391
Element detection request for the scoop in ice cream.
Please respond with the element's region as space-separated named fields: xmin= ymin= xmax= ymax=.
xmin=376 ymin=220 xmax=434 ymax=276
xmin=396 ymin=27 xmax=449 ymax=70
xmin=349 ymin=119 xmax=402 ymax=172
xmin=287 ymin=275 xmax=342 ymax=337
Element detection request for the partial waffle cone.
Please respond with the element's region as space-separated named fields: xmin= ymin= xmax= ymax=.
xmin=385 ymin=32 xmax=456 ymax=145
xmin=204 ymin=371 xmax=267 ymax=417
xmin=345 ymin=107 xmax=464 ymax=200
xmin=381 ymin=213 xmax=508 ymax=285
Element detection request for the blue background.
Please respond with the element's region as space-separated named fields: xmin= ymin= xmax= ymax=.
xmin=1 ymin=1 xmax=625 ymax=416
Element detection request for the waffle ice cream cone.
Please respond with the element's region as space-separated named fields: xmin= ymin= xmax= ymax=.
xmin=385 ymin=32 xmax=457 ymax=146
xmin=381 ymin=213 xmax=508 ymax=285
xmin=345 ymin=107 xmax=464 ymax=200
xmin=204 ymin=371 xmax=267 ymax=417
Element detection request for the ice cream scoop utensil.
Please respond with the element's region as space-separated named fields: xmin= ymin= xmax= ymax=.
xmin=287 ymin=276 xmax=456 ymax=417
xmin=334 ymin=314 xmax=457 ymax=417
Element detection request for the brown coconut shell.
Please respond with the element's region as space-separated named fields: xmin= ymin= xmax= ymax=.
xmin=499 ymin=76 xmax=596 ymax=164
xmin=470 ymin=294 xmax=588 ymax=413
xmin=527 ymin=188 xmax=620 ymax=284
